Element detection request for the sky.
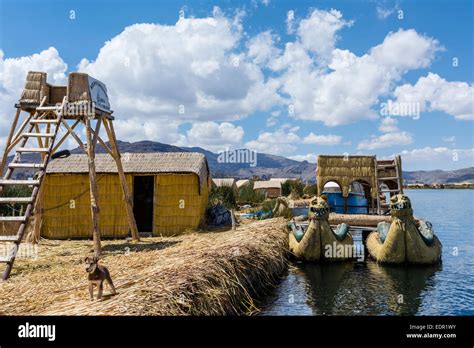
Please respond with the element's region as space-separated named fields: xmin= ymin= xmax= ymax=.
xmin=0 ymin=0 xmax=473 ymax=171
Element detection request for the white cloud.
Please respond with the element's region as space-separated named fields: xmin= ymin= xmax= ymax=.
xmin=181 ymin=121 xmax=244 ymax=151
xmin=289 ymin=153 xmax=317 ymax=163
xmin=379 ymin=117 xmax=399 ymax=133
xmin=247 ymin=31 xmax=280 ymax=66
xmin=397 ymin=147 xmax=474 ymax=170
xmin=266 ymin=110 xmax=281 ymax=127
xmin=78 ymin=10 xmax=283 ymax=131
xmin=376 ymin=6 xmax=395 ymax=19
xmin=442 ymin=136 xmax=456 ymax=143
xmin=393 ymin=73 xmax=474 ymax=120
xmin=0 ymin=47 xmax=68 ymax=146
xmin=245 ymin=126 xmax=342 ymax=155
xmin=357 ymin=131 xmax=413 ymax=150
xmin=112 ymin=117 xmax=185 ymax=145
xmin=245 ymin=128 xmax=300 ymax=155
xmin=302 ymin=132 xmax=342 ymax=145
xmin=369 ymin=29 xmax=441 ymax=73
xmin=270 ymin=16 xmax=442 ymax=126
xmin=297 ymin=9 xmax=353 ymax=62
xmin=286 ymin=10 xmax=295 ymax=34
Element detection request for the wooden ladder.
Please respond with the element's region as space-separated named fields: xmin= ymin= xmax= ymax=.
xmin=375 ymin=155 xmax=404 ymax=215
xmin=0 ymin=97 xmax=66 ymax=280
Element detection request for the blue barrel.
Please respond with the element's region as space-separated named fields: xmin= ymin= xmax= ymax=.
xmin=323 ymin=192 xmax=368 ymax=214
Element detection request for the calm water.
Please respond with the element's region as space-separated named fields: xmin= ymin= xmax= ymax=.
xmin=261 ymin=189 xmax=474 ymax=315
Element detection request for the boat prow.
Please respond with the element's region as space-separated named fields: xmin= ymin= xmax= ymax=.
xmin=366 ymin=194 xmax=442 ymax=264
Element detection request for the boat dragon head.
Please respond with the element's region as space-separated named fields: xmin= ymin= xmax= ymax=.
xmin=308 ymin=195 xmax=330 ymax=220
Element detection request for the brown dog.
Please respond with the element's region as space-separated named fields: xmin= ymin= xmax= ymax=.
xmin=84 ymin=256 xmax=116 ymax=300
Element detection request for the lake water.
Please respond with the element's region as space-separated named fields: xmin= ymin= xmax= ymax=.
xmin=261 ymin=189 xmax=474 ymax=315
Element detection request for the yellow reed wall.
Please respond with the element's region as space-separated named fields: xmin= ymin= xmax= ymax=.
xmin=41 ymin=173 xmax=208 ymax=239
xmin=153 ymin=174 xmax=208 ymax=236
xmin=41 ymin=174 xmax=132 ymax=238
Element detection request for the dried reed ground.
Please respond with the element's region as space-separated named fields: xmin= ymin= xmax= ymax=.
xmin=0 ymin=218 xmax=288 ymax=315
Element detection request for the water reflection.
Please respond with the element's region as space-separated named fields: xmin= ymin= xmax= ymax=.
xmin=264 ymin=261 xmax=440 ymax=315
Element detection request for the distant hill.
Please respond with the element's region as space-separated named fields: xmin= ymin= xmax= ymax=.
xmin=404 ymin=167 xmax=474 ymax=184
xmin=4 ymin=140 xmax=474 ymax=184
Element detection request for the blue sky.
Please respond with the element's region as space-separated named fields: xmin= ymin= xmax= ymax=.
xmin=0 ymin=0 xmax=473 ymax=170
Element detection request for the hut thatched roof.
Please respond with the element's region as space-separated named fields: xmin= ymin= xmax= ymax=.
xmin=253 ymin=181 xmax=281 ymax=190
xmin=47 ymin=152 xmax=210 ymax=189
xmin=212 ymin=178 xmax=235 ymax=187
xmin=236 ymin=179 xmax=250 ymax=188
xmin=269 ymin=178 xmax=296 ymax=184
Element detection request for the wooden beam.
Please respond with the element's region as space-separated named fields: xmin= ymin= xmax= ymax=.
xmin=51 ymin=119 xmax=81 ymax=154
xmin=45 ymin=123 xmax=51 ymax=149
xmin=8 ymin=114 xmax=33 ymax=152
xmin=7 ymin=96 xmax=47 ymax=153
xmin=103 ymin=118 xmax=140 ymax=241
xmin=86 ymin=120 xmax=114 ymax=157
xmin=0 ymin=108 xmax=21 ymax=176
xmin=85 ymin=117 xmax=102 ymax=256
xmin=26 ymin=180 xmax=45 ymax=244
xmin=92 ymin=118 xmax=102 ymax=147
xmin=61 ymin=119 xmax=86 ymax=153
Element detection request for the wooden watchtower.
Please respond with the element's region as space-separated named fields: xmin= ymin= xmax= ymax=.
xmin=0 ymin=71 xmax=139 ymax=280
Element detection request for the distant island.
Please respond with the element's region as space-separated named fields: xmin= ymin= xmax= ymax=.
xmin=405 ymin=182 xmax=474 ymax=189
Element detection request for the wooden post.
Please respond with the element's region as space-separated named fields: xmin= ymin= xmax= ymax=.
xmin=103 ymin=118 xmax=140 ymax=241
xmin=85 ymin=116 xmax=102 ymax=256
xmin=0 ymin=108 xmax=21 ymax=177
xmin=396 ymin=155 xmax=403 ymax=194
xmin=27 ymin=182 xmax=45 ymax=244
xmin=231 ymin=209 xmax=236 ymax=231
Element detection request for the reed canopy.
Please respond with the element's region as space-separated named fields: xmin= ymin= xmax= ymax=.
xmin=39 ymin=152 xmax=211 ymax=238
xmin=317 ymin=155 xmax=378 ymax=199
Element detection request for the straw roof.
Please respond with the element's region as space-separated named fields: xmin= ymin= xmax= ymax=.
xmin=269 ymin=178 xmax=296 ymax=184
xmin=253 ymin=181 xmax=281 ymax=190
xmin=47 ymin=152 xmax=210 ymax=189
xmin=236 ymin=179 xmax=250 ymax=189
xmin=212 ymin=178 xmax=235 ymax=187
xmin=317 ymin=155 xmax=377 ymax=198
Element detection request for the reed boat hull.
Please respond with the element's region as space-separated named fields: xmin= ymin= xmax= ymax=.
xmin=289 ymin=219 xmax=354 ymax=262
xmin=366 ymin=194 xmax=442 ymax=265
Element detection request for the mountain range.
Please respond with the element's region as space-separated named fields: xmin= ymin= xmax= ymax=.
xmin=4 ymin=140 xmax=474 ymax=184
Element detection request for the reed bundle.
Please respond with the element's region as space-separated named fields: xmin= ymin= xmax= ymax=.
xmin=0 ymin=218 xmax=288 ymax=315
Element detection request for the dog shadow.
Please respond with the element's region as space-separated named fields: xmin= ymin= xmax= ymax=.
xmin=97 ymin=293 xmax=117 ymax=301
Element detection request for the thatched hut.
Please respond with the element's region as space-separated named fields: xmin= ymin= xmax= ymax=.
xmin=253 ymin=181 xmax=282 ymax=198
xmin=212 ymin=178 xmax=237 ymax=194
xmin=236 ymin=179 xmax=250 ymax=189
xmin=38 ymin=152 xmax=210 ymax=238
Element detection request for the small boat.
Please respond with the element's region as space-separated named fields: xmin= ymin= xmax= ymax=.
xmin=323 ymin=181 xmax=368 ymax=214
xmin=366 ymin=194 xmax=442 ymax=264
xmin=288 ymin=196 xmax=353 ymax=262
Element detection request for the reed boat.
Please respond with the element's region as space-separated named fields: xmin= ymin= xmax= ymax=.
xmin=288 ymin=196 xmax=353 ymax=262
xmin=366 ymin=194 xmax=442 ymax=264
xmin=288 ymin=155 xmax=442 ymax=264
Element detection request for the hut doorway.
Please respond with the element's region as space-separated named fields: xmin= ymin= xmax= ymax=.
xmin=133 ymin=176 xmax=154 ymax=233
